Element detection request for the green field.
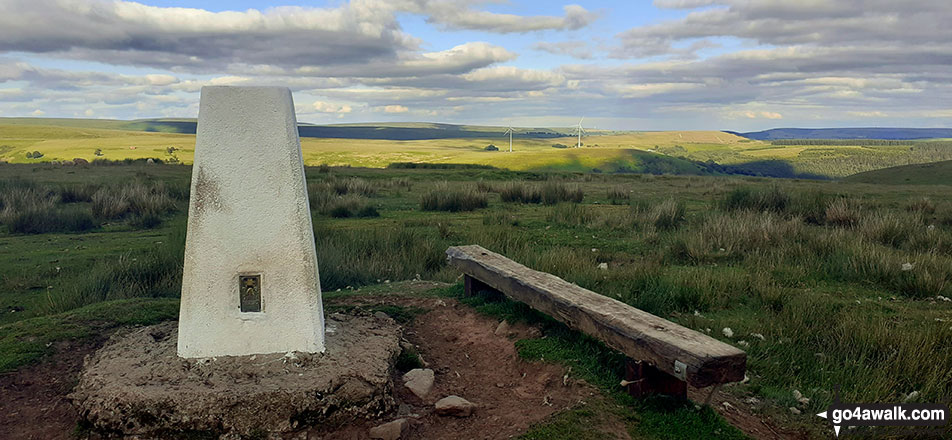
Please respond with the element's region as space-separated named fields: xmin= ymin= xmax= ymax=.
xmin=4 ymin=118 xmax=952 ymax=178
xmin=1 ymin=159 xmax=951 ymax=438
xmin=844 ymin=160 xmax=952 ymax=185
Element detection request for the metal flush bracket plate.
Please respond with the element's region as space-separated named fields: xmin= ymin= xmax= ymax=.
xmin=239 ymin=274 xmax=262 ymax=313
xmin=673 ymin=360 xmax=687 ymax=381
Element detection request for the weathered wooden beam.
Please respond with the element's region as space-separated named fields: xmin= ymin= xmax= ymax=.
xmin=446 ymin=245 xmax=746 ymax=388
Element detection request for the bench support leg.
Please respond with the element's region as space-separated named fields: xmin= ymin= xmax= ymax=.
xmin=463 ymin=274 xmax=492 ymax=297
xmin=624 ymin=359 xmax=687 ymax=400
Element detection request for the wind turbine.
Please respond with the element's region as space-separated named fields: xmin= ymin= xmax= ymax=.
xmin=504 ymin=122 xmax=514 ymax=153
xmin=571 ymin=117 xmax=586 ymax=148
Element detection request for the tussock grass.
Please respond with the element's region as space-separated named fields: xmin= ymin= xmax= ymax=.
xmin=315 ymin=227 xmax=450 ymax=290
xmin=330 ymin=177 xmax=377 ymax=197
xmin=861 ymin=211 xmax=920 ymax=248
xmin=0 ymin=180 xmax=96 ymax=234
xmin=328 ymin=195 xmax=379 ymax=218
xmin=541 ymin=181 xmax=583 ymax=205
xmin=607 ymin=186 xmax=629 ymax=204
xmin=648 ymin=198 xmax=685 ymax=231
xmin=90 ymin=181 xmax=177 ymax=221
xmin=500 ymin=181 xmax=583 ymax=205
xmin=420 ymin=183 xmax=487 ymax=212
xmin=500 ymin=182 xmax=541 ymax=203
xmin=824 ymin=197 xmax=861 ymax=228
xmin=721 ymin=186 xmax=790 ymax=213
xmin=307 ymin=183 xmax=379 ymax=218
xmin=906 ymin=197 xmax=935 ymax=214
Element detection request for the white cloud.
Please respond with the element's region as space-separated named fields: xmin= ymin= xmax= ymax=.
xmin=420 ymin=4 xmax=598 ymax=33
xmin=382 ymin=105 xmax=409 ymax=113
xmin=312 ymin=101 xmax=353 ymax=113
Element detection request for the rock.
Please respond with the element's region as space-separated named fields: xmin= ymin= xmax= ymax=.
xmin=147 ymin=158 xmax=155 ymax=164
xmin=789 ymin=407 xmax=801 ymax=415
xmin=793 ymin=390 xmax=810 ymax=405
xmin=369 ymin=418 xmax=407 ymax=440
xmin=402 ymin=369 xmax=434 ymax=399
xmin=373 ymin=311 xmax=391 ymax=320
xmin=597 ymin=262 xmax=608 ymax=270
xmin=901 ymin=262 xmax=914 ymax=271
xmin=73 ymin=158 xmax=89 ymax=165
xmin=722 ymin=327 xmax=734 ymax=338
xmin=526 ymin=327 xmax=542 ymax=338
xmin=494 ymin=321 xmax=511 ymax=337
xmin=903 ymin=391 xmax=919 ymax=402
xmin=434 ymin=396 xmax=476 ymax=417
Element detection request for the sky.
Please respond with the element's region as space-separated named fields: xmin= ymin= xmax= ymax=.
xmin=0 ymin=0 xmax=950 ymax=131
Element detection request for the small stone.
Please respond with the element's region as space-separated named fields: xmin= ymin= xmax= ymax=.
xmin=789 ymin=407 xmax=801 ymax=415
xmin=374 ymin=311 xmax=391 ymax=320
xmin=750 ymin=333 xmax=765 ymax=341
xmin=901 ymin=262 xmax=913 ymax=271
xmin=435 ymin=396 xmax=476 ymax=417
xmin=494 ymin=321 xmax=511 ymax=337
xmin=369 ymin=418 xmax=407 ymax=440
xmin=737 ymin=340 xmax=749 ymax=348
xmin=403 ymin=369 xmax=434 ymax=399
xmin=722 ymin=327 xmax=734 ymax=338
xmin=597 ymin=262 xmax=608 ymax=270
xmin=903 ymin=391 xmax=919 ymax=402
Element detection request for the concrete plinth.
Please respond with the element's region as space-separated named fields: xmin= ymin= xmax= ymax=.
xmin=178 ymin=86 xmax=324 ymax=358
xmin=71 ymin=315 xmax=401 ymax=437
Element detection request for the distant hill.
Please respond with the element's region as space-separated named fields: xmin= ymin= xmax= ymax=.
xmin=0 ymin=118 xmax=575 ymax=140
xmin=843 ymin=160 xmax=952 ymax=186
xmin=732 ymin=128 xmax=952 ymax=140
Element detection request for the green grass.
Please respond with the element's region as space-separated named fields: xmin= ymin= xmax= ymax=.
xmin=0 ymin=298 xmax=179 ymax=372
xmin=843 ymin=160 xmax=952 ymax=185
xmin=2 ymin=162 xmax=951 ymax=438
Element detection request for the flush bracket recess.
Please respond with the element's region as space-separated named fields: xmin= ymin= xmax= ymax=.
xmin=239 ymin=274 xmax=262 ymax=313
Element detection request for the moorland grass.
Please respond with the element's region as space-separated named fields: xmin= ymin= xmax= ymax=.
xmin=2 ymin=164 xmax=951 ymax=438
xmin=419 ymin=182 xmax=488 ymax=212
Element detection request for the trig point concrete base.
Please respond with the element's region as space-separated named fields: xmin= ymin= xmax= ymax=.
xmin=177 ymin=86 xmax=324 ymax=358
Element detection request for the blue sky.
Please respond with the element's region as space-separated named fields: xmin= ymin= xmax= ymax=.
xmin=1 ymin=0 xmax=950 ymax=130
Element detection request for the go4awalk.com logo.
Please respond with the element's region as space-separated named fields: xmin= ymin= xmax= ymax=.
xmin=816 ymin=390 xmax=949 ymax=437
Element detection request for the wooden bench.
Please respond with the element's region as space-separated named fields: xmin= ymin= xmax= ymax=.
xmin=446 ymin=245 xmax=746 ymax=399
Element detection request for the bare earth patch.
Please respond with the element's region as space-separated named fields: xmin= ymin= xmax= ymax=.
xmin=320 ymin=292 xmax=615 ymax=439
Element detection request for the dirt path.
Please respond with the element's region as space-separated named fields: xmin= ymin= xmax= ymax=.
xmin=320 ymin=292 xmax=627 ymax=440
xmin=0 ymin=338 xmax=102 ymax=440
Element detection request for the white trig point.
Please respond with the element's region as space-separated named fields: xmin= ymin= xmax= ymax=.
xmin=177 ymin=86 xmax=325 ymax=358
